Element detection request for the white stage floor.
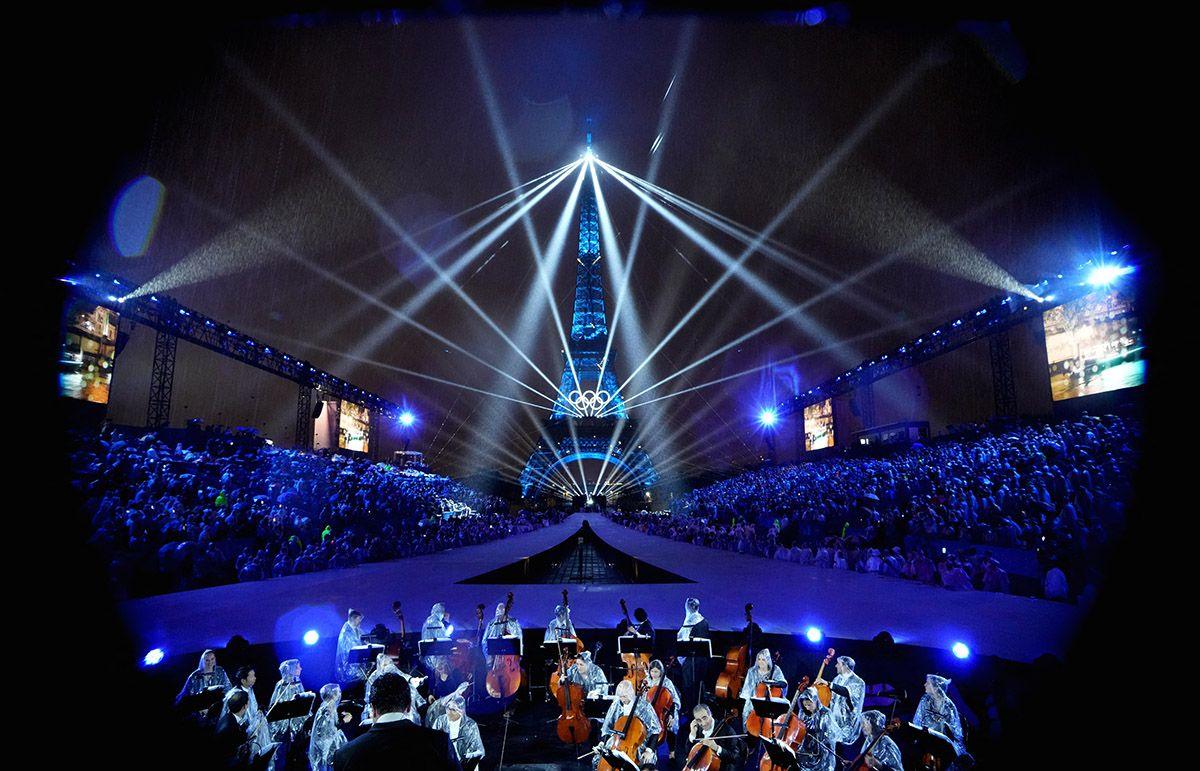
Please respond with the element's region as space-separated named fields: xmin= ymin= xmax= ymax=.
xmin=120 ymin=513 xmax=1082 ymax=662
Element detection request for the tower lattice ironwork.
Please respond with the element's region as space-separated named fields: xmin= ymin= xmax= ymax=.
xmin=519 ymin=161 xmax=658 ymax=499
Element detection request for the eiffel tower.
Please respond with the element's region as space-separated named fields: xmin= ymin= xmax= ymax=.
xmin=518 ymin=136 xmax=658 ymax=501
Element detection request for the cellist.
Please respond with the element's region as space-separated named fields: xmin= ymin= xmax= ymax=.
xmin=685 ymin=703 xmax=746 ymax=768
xmin=564 ymin=650 xmax=609 ymax=699
xmin=858 ymin=710 xmax=904 ymax=771
xmin=544 ymin=603 xmax=578 ymax=644
xmin=593 ymin=679 xmax=661 ymax=770
xmin=484 ymin=600 xmax=523 ymax=651
xmin=794 ymin=686 xmax=838 ymax=771
xmin=739 ymin=648 xmax=787 ymax=732
xmin=816 ymin=655 xmax=866 ymax=748
xmin=644 ymin=659 xmax=680 ymax=758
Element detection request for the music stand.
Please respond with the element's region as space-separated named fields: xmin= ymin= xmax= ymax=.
xmin=484 ymin=636 xmax=522 ymax=657
xmin=617 ymin=635 xmax=653 ymax=657
xmin=266 ymin=694 xmax=315 ymax=724
xmin=418 ymin=639 xmax=457 ymax=658
xmin=761 ymin=735 xmax=799 ymax=768
xmin=895 ymin=722 xmax=958 ymax=769
xmin=675 ymin=638 xmax=714 ymax=659
xmin=176 ymin=686 xmax=226 ymax=714
xmin=749 ymin=694 xmax=791 ymax=720
xmin=349 ymin=643 xmax=384 ymax=668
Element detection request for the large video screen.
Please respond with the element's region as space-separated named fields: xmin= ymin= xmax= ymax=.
xmin=804 ymin=398 xmax=834 ymax=451
xmin=60 ymin=301 xmax=119 ymax=404
xmin=338 ymin=401 xmax=370 ymax=453
xmin=1043 ymin=287 xmax=1145 ymax=401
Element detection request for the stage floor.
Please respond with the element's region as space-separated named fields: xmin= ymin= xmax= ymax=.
xmin=120 ymin=513 xmax=1082 ymax=662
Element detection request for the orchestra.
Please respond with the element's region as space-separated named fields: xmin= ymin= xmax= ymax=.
xmin=177 ymin=593 xmax=976 ymax=771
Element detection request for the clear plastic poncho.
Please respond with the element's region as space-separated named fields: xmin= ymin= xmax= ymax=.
xmin=178 ymin=649 xmax=232 ymax=699
xmin=421 ymin=603 xmax=451 ymax=672
xmin=564 ymin=652 xmax=609 ymax=697
xmin=794 ymin=687 xmax=837 ymax=771
xmin=308 ymin=684 xmax=348 ymax=771
xmin=335 ymin=619 xmax=366 ymax=682
xmin=430 ymin=695 xmax=485 ymax=763
xmin=543 ymin=604 xmax=577 ymax=643
xmin=362 ymin=655 xmax=422 ymax=725
xmin=268 ymin=660 xmax=309 ymax=738
xmin=861 ymin=710 xmax=904 ymax=771
xmin=830 ymin=658 xmax=866 ymax=745
xmin=220 ymin=685 xmax=277 ymax=761
xmin=598 ymin=684 xmax=662 ymax=768
xmin=913 ymin=675 xmax=966 ymax=756
xmin=739 ymin=649 xmax=786 ymax=731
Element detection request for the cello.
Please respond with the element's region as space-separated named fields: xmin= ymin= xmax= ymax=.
xmin=846 ymin=717 xmax=903 ymax=771
xmin=646 ymin=661 xmax=675 ymax=747
xmin=618 ymin=599 xmax=650 ymax=689
xmin=714 ymin=603 xmax=752 ymax=704
xmin=757 ymin=676 xmax=810 ymax=771
xmin=681 ymin=711 xmax=746 ymax=771
xmin=812 ymin=648 xmax=836 ymax=708
xmin=553 ymin=634 xmax=591 ymax=745
xmin=597 ymin=679 xmax=651 ymax=771
xmin=744 ymin=649 xmax=785 ymax=739
xmin=485 ymin=592 xmax=522 ymax=699
xmin=549 ymin=589 xmax=585 ymax=699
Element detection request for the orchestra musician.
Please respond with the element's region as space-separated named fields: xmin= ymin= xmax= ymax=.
xmin=336 ymin=609 xmax=367 ymax=683
xmin=738 ymin=648 xmax=786 ymax=731
xmin=564 ymin=650 xmax=609 ymax=699
xmin=593 ymin=679 xmax=661 ymax=770
xmin=178 ymin=649 xmax=232 ymax=706
xmin=859 ymin=710 xmax=904 ymax=771
xmin=913 ymin=674 xmax=969 ymax=759
xmin=362 ymin=653 xmax=424 ymax=725
xmin=686 ymin=703 xmax=746 ymax=768
xmin=795 ymin=685 xmax=838 ymax=771
xmin=817 ymin=655 xmax=865 ymax=747
xmin=220 ymin=666 xmax=278 ymax=761
xmin=644 ymin=659 xmax=680 ymax=735
xmin=619 ymin=607 xmax=655 ymax=643
xmin=420 ymin=603 xmax=452 ymax=674
xmin=268 ymin=658 xmax=313 ymax=739
xmin=675 ymin=598 xmax=710 ymax=712
xmin=543 ymin=603 xmax=578 ymax=643
xmin=309 ymin=683 xmax=350 ymax=771
xmin=429 ymin=694 xmax=485 ymax=769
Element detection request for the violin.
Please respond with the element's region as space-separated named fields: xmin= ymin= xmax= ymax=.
xmin=812 ymin=648 xmax=836 ymax=708
xmin=757 ymin=676 xmax=809 ymax=771
xmin=682 ymin=712 xmax=735 ymax=771
xmin=597 ymin=678 xmax=650 ymax=771
xmin=619 ymin=598 xmax=651 ymax=690
xmin=714 ymin=603 xmax=752 ymax=704
xmin=485 ymin=592 xmax=522 ymax=699
xmin=745 ymin=649 xmax=785 ymax=739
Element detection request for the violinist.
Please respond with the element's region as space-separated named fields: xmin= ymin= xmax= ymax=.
xmin=912 ymin=674 xmax=968 ymax=758
xmin=544 ymin=603 xmax=578 ymax=644
xmin=594 ymin=679 xmax=661 ymax=770
xmin=794 ymin=686 xmax=837 ymax=771
xmin=686 ymin=703 xmax=745 ymax=768
xmin=859 ymin=710 xmax=903 ymax=771
xmin=817 ymin=655 xmax=865 ymax=746
xmin=429 ymin=694 xmax=484 ymax=769
xmin=739 ymin=648 xmax=786 ymax=731
xmin=564 ymin=650 xmax=609 ymax=699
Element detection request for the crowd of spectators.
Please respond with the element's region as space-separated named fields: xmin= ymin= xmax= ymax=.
xmin=610 ymin=414 xmax=1137 ymax=602
xmin=69 ymin=425 xmax=566 ymax=598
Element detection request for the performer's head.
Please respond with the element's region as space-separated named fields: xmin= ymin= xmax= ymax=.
xmin=226 ymin=689 xmax=250 ymax=719
xmin=279 ymin=658 xmax=301 ymax=680
xmin=800 ymin=686 xmax=820 ymax=714
xmin=634 ymin=607 xmax=648 ymax=624
xmin=692 ymin=703 xmax=714 ymax=731
xmin=615 ymin=679 xmax=635 ymax=705
xmin=495 ymin=602 xmax=507 ymax=619
xmin=684 ymin=597 xmax=700 ymax=616
xmin=348 ymin=608 xmax=364 ymax=627
xmin=430 ymin=602 xmax=447 ymax=621
xmin=577 ymin=651 xmax=593 ymax=672
xmin=835 ymin=655 xmax=855 ymax=676
xmin=648 ymin=659 xmax=665 ymax=683
xmin=235 ymin=665 xmax=256 ymax=688
xmin=755 ymin=648 xmax=772 ymax=673
xmin=369 ymin=672 xmax=412 ymax=719
xmin=446 ymin=694 xmax=466 ymax=722
xmin=199 ymin=649 xmax=217 ymax=673
xmin=320 ymin=683 xmax=342 ymax=706
xmin=555 ymin=604 xmax=569 ymax=622
xmin=925 ymin=674 xmax=951 ymax=699
xmin=861 ymin=710 xmax=887 ymax=738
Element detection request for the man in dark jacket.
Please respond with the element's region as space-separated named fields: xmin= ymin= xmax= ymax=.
xmin=333 ymin=672 xmax=461 ymax=771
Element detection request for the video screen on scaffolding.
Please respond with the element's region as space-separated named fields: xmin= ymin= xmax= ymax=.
xmin=1042 ymin=287 xmax=1145 ymax=401
xmin=60 ymin=300 xmax=119 ymax=404
xmin=338 ymin=401 xmax=371 ymax=453
xmin=804 ymin=398 xmax=834 ymax=451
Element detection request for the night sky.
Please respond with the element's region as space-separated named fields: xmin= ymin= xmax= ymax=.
xmin=74 ymin=10 xmax=1125 ymax=481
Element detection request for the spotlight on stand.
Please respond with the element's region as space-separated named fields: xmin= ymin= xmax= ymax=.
xmin=951 ymin=642 xmax=971 ymax=659
xmin=303 ymin=630 xmax=320 ymax=646
xmin=806 ymin=626 xmax=823 ymax=643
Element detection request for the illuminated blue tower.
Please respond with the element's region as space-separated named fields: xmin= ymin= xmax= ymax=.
xmin=519 ymin=136 xmax=658 ymax=500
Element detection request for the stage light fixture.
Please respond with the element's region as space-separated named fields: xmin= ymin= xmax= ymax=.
xmin=143 ymin=648 xmax=165 ymax=666
xmin=303 ymin=630 xmax=320 ymax=646
xmin=952 ymin=642 xmax=971 ymax=659
xmin=759 ymin=408 xmax=778 ymax=428
xmin=806 ymin=626 xmax=823 ymax=643
xmin=399 ymin=411 xmax=415 ymax=427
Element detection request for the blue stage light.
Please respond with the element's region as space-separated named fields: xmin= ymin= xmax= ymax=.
xmin=143 ymin=648 xmax=165 ymax=666
xmin=806 ymin=626 xmax=823 ymax=643
xmin=759 ymin=409 xmax=778 ymax=428
xmin=399 ymin=411 xmax=415 ymax=427
xmin=951 ymin=642 xmax=970 ymax=659
xmin=303 ymin=630 xmax=320 ymax=646
xmin=1086 ymin=264 xmax=1134 ymax=287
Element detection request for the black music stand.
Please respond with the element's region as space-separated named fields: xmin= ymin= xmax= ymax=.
xmin=484 ymin=636 xmax=522 ymax=658
xmin=418 ymin=639 xmax=457 ymax=659
xmin=348 ymin=643 xmax=384 ymax=674
xmin=895 ymin=722 xmax=958 ymax=770
xmin=617 ymin=635 xmax=653 ymax=658
xmin=761 ymin=735 xmax=799 ymax=768
xmin=176 ymin=686 xmax=226 ymax=714
xmin=266 ymin=694 xmax=315 ymax=725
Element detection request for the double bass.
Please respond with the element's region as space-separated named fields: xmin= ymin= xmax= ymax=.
xmin=618 ymin=599 xmax=650 ymax=689
xmin=812 ymin=647 xmax=836 ymax=707
xmin=549 ymin=589 xmax=585 ymax=699
xmin=758 ymin=676 xmax=810 ymax=771
xmin=597 ymin=679 xmax=651 ymax=771
xmin=485 ymin=592 xmax=522 ymax=699
xmin=388 ymin=601 xmax=409 ymax=667
xmin=714 ymin=603 xmax=752 ymax=703
xmin=553 ymin=636 xmax=591 ymax=745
